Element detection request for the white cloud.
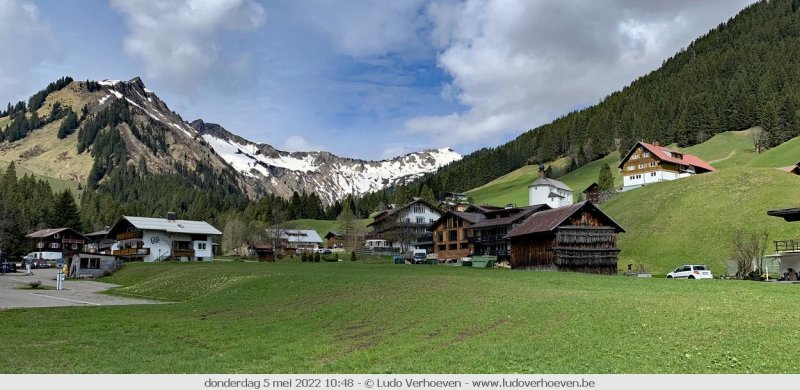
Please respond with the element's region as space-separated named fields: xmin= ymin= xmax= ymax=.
xmin=407 ymin=0 xmax=756 ymax=146
xmin=0 ymin=0 xmax=55 ymax=104
xmin=110 ymin=0 xmax=265 ymax=93
xmin=283 ymin=135 xmax=323 ymax=152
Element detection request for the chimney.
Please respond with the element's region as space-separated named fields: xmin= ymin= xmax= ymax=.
xmin=166 ymin=212 xmax=177 ymax=221
xmin=538 ymin=164 xmax=546 ymax=178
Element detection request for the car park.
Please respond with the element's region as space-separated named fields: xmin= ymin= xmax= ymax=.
xmin=666 ymin=265 xmax=713 ymax=279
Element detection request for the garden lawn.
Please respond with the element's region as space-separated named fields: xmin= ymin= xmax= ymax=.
xmin=1 ymin=261 xmax=799 ymax=374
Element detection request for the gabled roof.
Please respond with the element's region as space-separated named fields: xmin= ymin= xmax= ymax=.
xmin=505 ymin=201 xmax=625 ymax=238
xmin=469 ymin=204 xmax=550 ymax=229
xmin=324 ymin=231 xmax=343 ymax=239
xmin=548 ymin=191 xmax=564 ymax=199
xmin=529 ymin=177 xmax=572 ymax=192
xmin=114 ymin=216 xmax=222 ymax=235
xmin=583 ymin=183 xmax=599 ymax=193
xmin=367 ymin=198 xmax=442 ymax=227
xmin=429 ymin=210 xmax=485 ymax=230
xmin=26 ymin=228 xmax=85 ymax=239
xmin=265 ymin=229 xmax=323 ymax=243
xmin=466 ymin=204 xmax=505 ymax=213
xmin=619 ymin=142 xmax=715 ymax=172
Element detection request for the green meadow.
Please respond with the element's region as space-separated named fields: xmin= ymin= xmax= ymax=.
xmin=2 ymin=261 xmax=800 ymax=373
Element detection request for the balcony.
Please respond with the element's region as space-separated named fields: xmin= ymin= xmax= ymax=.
xmin=775 ymin=240 xmax=800 ymax=252
xmin=113 ymin=248 xmax=150 ymax=256
xmin=116 ymin=231 xmax=143 ymax=241
xmin=172 ymin=249 xmax=195 ymax=258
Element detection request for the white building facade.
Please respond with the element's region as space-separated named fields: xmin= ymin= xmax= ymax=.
xmin=108 ymin=215 xmax=221 ymax=262
xmin=528 ymin=166 xmax=574 ymax=208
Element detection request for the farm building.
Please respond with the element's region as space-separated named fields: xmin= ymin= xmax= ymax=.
xmin=467 ymin=204 xmax=549 ymax=261
xmin=766 ymin=207 xmax=800 ymax=278
xmin=68 ymin=253 xmax=122 ymax=278
xmin=582 ymin=183 xmax=600 ymax=204
xmin=506 ymin=202 xmax=625 ymax=275
xmin=529 ymin=165 xmax=573 ymax=208
xmin=324 ymin=231 xmax=343 ymax=248
xmin=618 ymin=141 xmax=714 ymax=191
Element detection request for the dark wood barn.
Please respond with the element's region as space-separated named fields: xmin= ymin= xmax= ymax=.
xmin=582 ymin=183 xmax=600 ymax=204
xmin=505 ymin=201 xmax=625 ymax=275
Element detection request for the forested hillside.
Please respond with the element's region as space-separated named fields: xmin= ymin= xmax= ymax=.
xmin=412 ymin=0 xmax=800 ymax=196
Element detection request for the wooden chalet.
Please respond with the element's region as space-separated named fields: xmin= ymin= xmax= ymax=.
xmin=467 ymin=204 xmax=549 ymax=261
xmin=26 ymin=228 xmax=88 ymax=260
xmin=367 ymin=198 xmax=442 ymax=250
xmin=618 ymin=141 xmax=714 ymax=191
xmin=505 ymin=202 xmax=625 ymax=275
xmin=324 ymin=231 xmax=343 ymax=248
xmin=430 ymin=210 xmax=485 ymax=261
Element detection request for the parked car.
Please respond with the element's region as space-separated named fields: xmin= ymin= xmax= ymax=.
xmin=0 ymin=262 xmax=17 ymax=273
xmin=667 ymin=265 xmax=713 ymax=279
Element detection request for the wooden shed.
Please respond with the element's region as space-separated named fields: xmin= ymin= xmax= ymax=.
xmin=582 ymin=183 xmax=600 ymax=204
xmin=505 ymin=201 xmax=625 ymax=275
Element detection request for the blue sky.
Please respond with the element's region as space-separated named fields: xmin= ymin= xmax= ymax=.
xmin=1 ymin=0 xmax=755 ymax=160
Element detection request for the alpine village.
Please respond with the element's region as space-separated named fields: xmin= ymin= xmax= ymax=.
xmin=9 ymin=0 xmax=800 ymax=375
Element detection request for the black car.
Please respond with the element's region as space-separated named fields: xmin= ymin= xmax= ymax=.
xmin=0 ymin=262 xmax=17 ymax=273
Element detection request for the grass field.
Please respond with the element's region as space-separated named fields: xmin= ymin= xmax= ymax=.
xmin=601 ymin=167 xmax=800 ymax=274
xmin=2 ymin=261 xmax=800 ymax=373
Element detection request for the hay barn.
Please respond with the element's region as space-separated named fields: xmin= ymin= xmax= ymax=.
xmin=505 ymin=202 xmax=625 ymax=275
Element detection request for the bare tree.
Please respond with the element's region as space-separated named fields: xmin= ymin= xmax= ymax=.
xmin=266 ymin=208 xmax=289 ymax=256
xmin=731 ymin=228 xmax=770 ymax=279
xmin=335 ymin=207 xmax=367 ymax=250
xmin=750 ymin=127 xmax=767 ymax=154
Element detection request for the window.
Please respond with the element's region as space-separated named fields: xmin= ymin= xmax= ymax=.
xmin=50 ymin=243 xmax=60 ymax=249
xmin=638 ymin=163 xmax=644 ymax=169
xmin=627 ymin=166 xmax=634 ymax=171
xmin=448 ymin=243 xmax=457 ymax=250
xmin=650 ymin=172 xmax=656 ymax=177
xmin=459 ymin=243 xmax=469 ymax=249
xmin=649 ymin=162 xmax=657 ymax=167
xmin=643 ymin=152 xmax=650 ymax=158
xmin=198 ymin=243 xmax=207 ymax=250
xmin=37 ymin=242 xmax=44 ymax=249
xmin=438 ymin=245 xmax=445 ymax=251
xmin=631 ymin=154 xmax=639 ymax=160
xmin=80 ymin=258 xmax=100 ymax=269
xmin=448 ymin=231 xmax=457 ymax=241
xmin=54 ymin=233 xmax=60 ymax=239
xmin=416 ymin=217 xmax=424 ymax=224
xmin=71 ymin=244 xmax=78 ymax=250
xmin=437 ymin=232 xmax=443 ymax=242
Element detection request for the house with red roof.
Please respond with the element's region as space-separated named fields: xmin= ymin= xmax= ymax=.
xmin=618 ymin=141 xmax=715 ymax=191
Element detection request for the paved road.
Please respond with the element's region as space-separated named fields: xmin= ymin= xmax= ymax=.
xmin=0 ymin=269 xmax=159 ymax=309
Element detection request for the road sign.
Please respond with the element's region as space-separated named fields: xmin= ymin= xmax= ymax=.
xmin=56 ymin=258 xmax=64 ymax=268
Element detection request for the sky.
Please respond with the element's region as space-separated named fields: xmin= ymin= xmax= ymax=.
xmin=0 ymin=0 xmax=757 ymax=160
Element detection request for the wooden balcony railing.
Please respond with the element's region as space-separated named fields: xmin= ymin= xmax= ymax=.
xmin=171 ymin=249 xmax=195 ymax=258
xmin=113 ymin=248 xmax=150 ymax=256
xmin=116 ymin=231 xmax=143 ymax=241
xmin=775 ymin=240 xmax=800 ymax=252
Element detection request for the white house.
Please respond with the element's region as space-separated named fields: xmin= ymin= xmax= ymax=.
xmin=529 ymin=165 xmax=573 ymax=208
xmin=367 ymin=198 xmax=442 ymax=249
xmin=108 ymin=213 xmax=221 ymax=262
xmin=618 ymin=141 xmax=715 ymax=191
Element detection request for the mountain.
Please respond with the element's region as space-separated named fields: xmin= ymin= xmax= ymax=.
xmin=411 ymin=0 xmax=800 ymax=198
xmin=0 ymin=77 xmax=460 ymax=207
xmin=191 ymin=119 xmax=460 ymax=205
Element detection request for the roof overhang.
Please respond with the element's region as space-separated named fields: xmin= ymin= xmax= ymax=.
xmin=768 ymin=208 xmax=800 ymax=222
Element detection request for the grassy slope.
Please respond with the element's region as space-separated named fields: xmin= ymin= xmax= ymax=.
xmin=685 ymin=130 xmax=755 ymax=169
xmin=284 ymin=219 xmax=370 ymax=238
xmin=748 ymin=136 xmax=800 ymax=168
xmin=465 ymin=155 xmax=579 ymax=206
xmin=601 ymin=168 xmax=800 ymax=274
xmin=2 ymin=261 xmax=800 ymax=373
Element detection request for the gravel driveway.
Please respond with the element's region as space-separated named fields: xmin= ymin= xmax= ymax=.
xmin=0 ymin=269 xmax=159 ymax=309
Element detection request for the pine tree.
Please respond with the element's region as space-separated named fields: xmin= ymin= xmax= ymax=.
xmin=598 ymin=163 xmax=614 ymax=191
xmin=419 ymin=185 xmax=436 ymax=204
xmin=50 ymin=190 xmax=82 ymax=231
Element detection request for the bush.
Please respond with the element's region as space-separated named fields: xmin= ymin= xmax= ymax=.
xmin=314 ymin=253 xmax=321 ymax=262
xmin=28 ymin=281 xmax=42 ymax=289
xmin=350 ymin=251 xmax=357 ymax=261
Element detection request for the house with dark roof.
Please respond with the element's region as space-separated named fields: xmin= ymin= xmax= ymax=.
xmin=505 ymin=202 xmax=625 ymax=275
xmin=467 ymin=204 xmax=550 ymax=261
xmin=367 ymin=198 xmax=442 ymax=251
xmin=25 ymin=228 xmax=88 ymax=261
xmin=619 ymin=141 xmax=715 ymax=191
xmin=429 ymin=210 xmax=485 ymax=261
xmin=529 ymin=165 xmax=573 ymax=208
